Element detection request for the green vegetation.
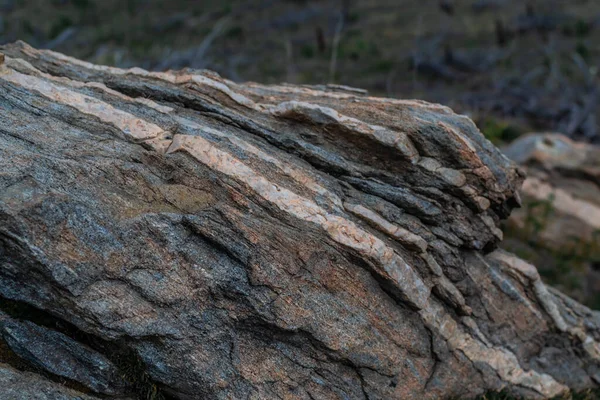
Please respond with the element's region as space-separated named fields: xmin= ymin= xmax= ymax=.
xmin=480 ymin=118 xmax=524 ymax=145
xmin=563 ymin=19 xmax=592 ymax=37
xmin=72 ymin=0 xmax=92 ymax=10
xmin=367 ymin=59 xmax=394 ymax=73
xmin=300 ymin=44 xmax=315 ymax=59
xmin=225 ymin=25 xmax=244 ymax=39
xmin=339 ymin=37 xmax=380 ymax=61
xmin=113 ymin=348 xmax=166 ymax=400
xmin=576 ymin=41 xmax=590 ymax=60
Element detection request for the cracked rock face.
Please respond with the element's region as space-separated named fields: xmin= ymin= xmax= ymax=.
xmin=0 ymin=41 xmax=598 ymax=399
xmin=0 ymin=363 xmax=103 ymax=400
xmin=0 ymin=310 xmax=130 ymax=396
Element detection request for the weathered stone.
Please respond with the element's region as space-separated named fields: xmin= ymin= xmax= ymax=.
xmin=0 ymin=311 xmax=130 ymax=396
xmin=0 ymin=41 xmax=597 ymax=399
xmin=504 ymin=133 xmax=600 ymax=244
xmin=0 ymin=363 xmax=102 ymax=400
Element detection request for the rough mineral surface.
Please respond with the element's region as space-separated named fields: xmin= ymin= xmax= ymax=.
xmin=0 ymin=363 xmax=102 ymax=400
xmin=0 ymin=310 xmax=130 ymax=396
xmin=0 ymin=41 xmax=598 ymax=399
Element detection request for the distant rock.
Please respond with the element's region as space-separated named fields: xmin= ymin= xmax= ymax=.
xmin=504 ymin=133 xmax=600 ymax=306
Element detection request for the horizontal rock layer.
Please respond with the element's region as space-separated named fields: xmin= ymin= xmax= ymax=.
xmin=0 ymin=41 xmax=598 ymax=399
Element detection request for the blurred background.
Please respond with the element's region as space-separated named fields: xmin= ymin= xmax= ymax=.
xmin=1 ymin=0 xmax=599 ymax=308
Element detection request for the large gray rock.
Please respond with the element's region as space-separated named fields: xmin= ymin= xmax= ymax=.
xmin=0 ymin=41 xmax=598 ymax=399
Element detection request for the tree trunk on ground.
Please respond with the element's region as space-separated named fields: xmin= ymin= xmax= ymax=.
xmin=0 ymin=41 xmax=598 ymax=399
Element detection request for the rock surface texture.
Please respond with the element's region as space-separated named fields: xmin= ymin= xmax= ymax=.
xmin=0 ymin=41 xmax=598 ymax=399
xmin=0 ymin=363 xmax=103 ymax=400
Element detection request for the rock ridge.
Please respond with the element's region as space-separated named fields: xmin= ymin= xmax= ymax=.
xmin=0 ymin=41 xmax=598 ymax=399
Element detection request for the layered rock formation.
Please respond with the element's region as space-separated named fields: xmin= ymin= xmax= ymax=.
xmin=0 ymin=41 xmax=598 ymax=399
xmin=0 ymin=363 xmax=105 ymax=400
